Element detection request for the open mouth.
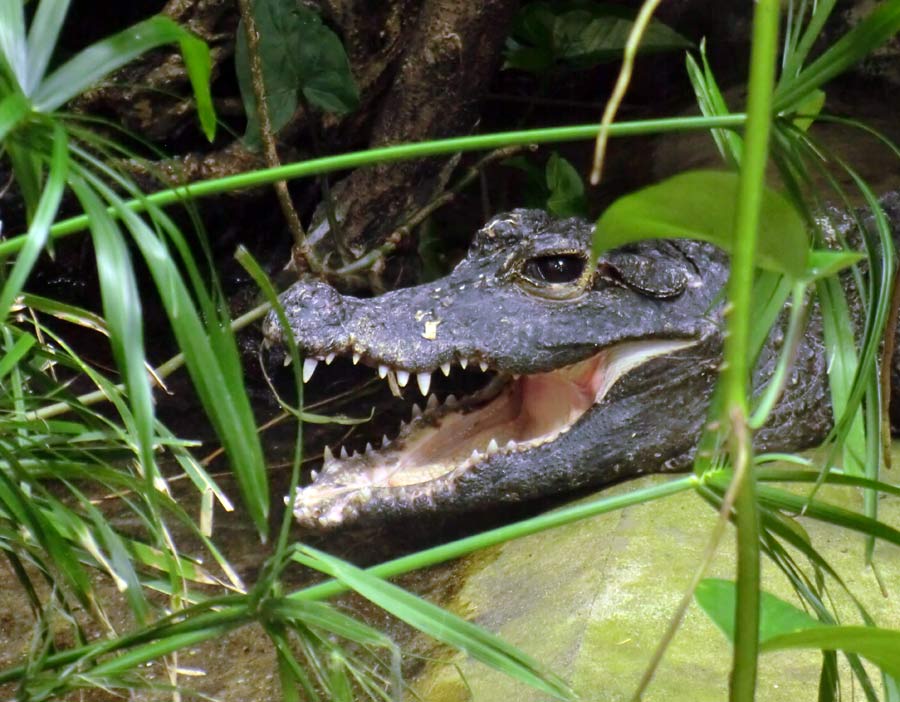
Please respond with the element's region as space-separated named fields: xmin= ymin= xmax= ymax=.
xmin=292 ymin=338 xmax=696 ymax=526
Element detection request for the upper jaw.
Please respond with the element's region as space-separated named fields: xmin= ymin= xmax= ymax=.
xmin=289 ymin=335 xmax=701 ymax=529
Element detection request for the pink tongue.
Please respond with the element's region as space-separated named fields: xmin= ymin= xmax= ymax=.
xmin=394 ymin=352 xmax=608 ymax=469
xmin=516 ymin=353 xmax=603 ymax=436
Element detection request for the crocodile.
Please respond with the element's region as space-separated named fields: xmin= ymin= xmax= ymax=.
xmin=263 ymin=204 xmax=897 ymax=529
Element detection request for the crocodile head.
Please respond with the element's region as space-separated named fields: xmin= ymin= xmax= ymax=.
xmin=264 ymin=209 xmax=727 ymax=528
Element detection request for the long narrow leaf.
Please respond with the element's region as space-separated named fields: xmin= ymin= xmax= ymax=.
xmin=0 ymin=122 xmax=68 ymax=317
xmin=0 ymin=0 xmax=27 ymax=87
xmin=24 ymin=0 xmax=72 ymax=94
xmin=0 ymin=91 xmax=30 ymax=141
xmin=762 ymin=627 xmax=900 ymax=678
xmin=774 ymin=1 xmax=900 ymax=110
xmin=68 ymin=176 xmax=158 ymax=481
xmin=294 ymin=546 xmax=575 ymax=701
xmin=32 ymin=16 xmax=212 ymax=118
xmin=80 ymin=178 xmax=270 ymax=536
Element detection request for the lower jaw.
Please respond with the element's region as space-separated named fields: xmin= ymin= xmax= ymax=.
xmin=294 ymin=338 xmax=698 ymax=522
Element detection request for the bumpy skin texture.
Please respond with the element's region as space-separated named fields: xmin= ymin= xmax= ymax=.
xmin=264 ymin=209 xmax=845 ymax=526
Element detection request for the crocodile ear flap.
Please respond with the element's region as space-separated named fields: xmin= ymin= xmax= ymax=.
xmin=599 ymin=247 xmax=689 ymax=299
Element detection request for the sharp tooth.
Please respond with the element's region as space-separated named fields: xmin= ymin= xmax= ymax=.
xmin=378 ymin=364 xmax=389 ymax=379
xmin=440 ymin=362 xmax=451 ymax=376
xmin=323 ymin=446 xmax=334 ymax=463
xmin=302 ymin=358 xmax=318 ymax=383
xmin=340 ymin=446 xmax=349 ymax=459
xmin=411 ymin=403 xmax=422 ymax=419
xmin=352 ymin=352 xmax=361 ymax=365
xmin=427 ymin=393 xmax=439 ymax=411
xmin=325 ymin=352 xmax=336 ymax=365
xmin=310 ymin=470 xmax=318 ymax=480
xmin=470 ymin=448 xmax=482 ymax=460
xmin=445 ymin=394 xmax=458 ymax=407
xmin=283 ymin=355 xmax=292 ymax=367
xmin=479 ymin=360 xmax=489 ymax=372
xmin=506 ymin=439 xmax=517 ymax=450
xmin=487 ymin=438 xmax=499 ymax=454
xmin=396 ymin=370 xmax=410 ymax=387
xmin=365 ymin=442 xmax=374 ymax=454
xmin=459 ymin=358 xmax=468 ymax=370
xmin=417 ymin=371 xmax=431 ymax=395
xmin=382 ymin=434 xmax=390 ymax=448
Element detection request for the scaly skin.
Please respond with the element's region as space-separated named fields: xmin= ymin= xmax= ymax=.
xmin=263 ymin=205 xmax=895 ymax=528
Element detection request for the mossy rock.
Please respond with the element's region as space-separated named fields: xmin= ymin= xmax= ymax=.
xmin=410 ymin=463 xmax=900 ymax=701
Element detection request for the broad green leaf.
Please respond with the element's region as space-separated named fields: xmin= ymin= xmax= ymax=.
xmin=504 ymin=1 xmax=691 ymax=73
xmin=24 ymin=0 xmax=72 ymax=93
xmin=294 ymin=546 xmax=576 ymax=701
xmin=791 ymin=88 xmax=826 ymax=132
xmin=33 ymin=15 xmax=215 ymax=142
xmin=236 ymin=0 xmax=358 ymax=144
xmin=695 ymin=578 xmax=825 ymax=644
xmin=545 ymin=152 xmax=586 ymax=217
xmin=804 ymin=249 xmax=864 ymax=281
xmin=593 ymin=170 xmax=808 ymax=278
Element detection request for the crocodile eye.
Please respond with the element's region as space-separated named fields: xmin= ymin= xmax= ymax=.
xmin=524 ymin=254 xmax=586 ymax=284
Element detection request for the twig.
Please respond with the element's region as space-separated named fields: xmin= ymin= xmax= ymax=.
xmin=590 ymin=0 xmax=663 ymax=185
xmin=237 ymin=0 xmax=320 ymax=273
xmin=630 ymin=464 xmax=746 ymax=701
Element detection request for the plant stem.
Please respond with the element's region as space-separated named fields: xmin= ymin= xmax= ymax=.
xmin=290 ymin=476 xmax=695 ymax=602
xmin=590 ymin=0 xmax=664 ymax=184
xmin=236 ymin=0 xmax=317 ymax=271
xmin=724 ymin=0 xmax=780 ymax=699
xmin=0 ymin=115 xmax=746 ymax=258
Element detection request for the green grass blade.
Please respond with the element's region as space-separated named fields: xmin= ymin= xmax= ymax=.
xmin=0 ymin=0 xmax=27 ymax=87
xmin=761 ymin=627 xmax=900 ymax=678
xmin=780 ymin=0 xmax=837 ymax=80
xmin=32 ymin=16 xmax=211 ymax=115
xmin=24 ymin=0 xmax=72 ymax=93
xmin=265 ymin=598 xmax=394 ymax=650
xmin=83 ymin=181 xmax=270 ymax=536
xmin=294 ymin=546 xmax=575 ymax=701
xmin=685 ymin=41 xmax=741 ymax=166
xmin=0 ymin=122 xmax=68 ymax=317
xmin=0 ymin=331 xmax=35 ymax=379
xmin=68 ymin=175 xmax=158 ymax=481
xmin=817 ymin=275 xmax=866 ymax=475
xmin=774 ymin=1 xmax=900 ymax=111
xmin=0 ymin=91 xmax=30 ymax=140
xmin=753 ymin=467 xmax=900 ymax=497
xmin=174 ymin=28 xmax=215 ymax=140
xmin=749 ymin=282 xmax=809 ymax=428
xmin=752 ymin=484 xmax=900 ymax=546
